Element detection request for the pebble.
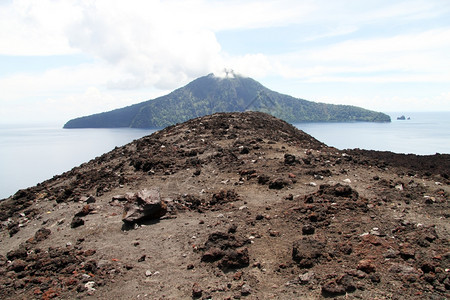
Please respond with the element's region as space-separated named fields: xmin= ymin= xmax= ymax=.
xmin=298 ymin=271 xmax=315 ymax=283
xmin=241 ymin=284 xmax=251 ymax=295
xmin=145 ymin=270 xmax=152 ymax=277
xmin=395 ymin=184 xmax=404 ymax=191
xmin=84 ymin=281 xmax=96 ymax=292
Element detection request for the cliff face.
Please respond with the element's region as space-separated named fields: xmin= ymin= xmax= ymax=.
xmin=64 ymin=74 xmax=391 ymax=128
xmin=2 ymin=112 xmax=449 ymax=299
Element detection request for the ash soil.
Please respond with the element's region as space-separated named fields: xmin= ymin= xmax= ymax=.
xmin=1 ymin=112 xmax=449 ymax=299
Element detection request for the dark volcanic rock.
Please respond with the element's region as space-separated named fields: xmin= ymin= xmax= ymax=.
xmin=302 ymin=225 xmax=315 ymax=235
xmin=71 ymin=217 xmax=85 ymax=228
xmin=319 ymin=183 xmax=358 ymax=198
xmin=201 ymin=231 xmax=250 ymax=270
xmin=268 ymin=178 xmax=289 ymax=189
xmin=219 ymin=247 xmax=250 ymax=270
xmin=31 ymin=227 xmax=51 ymax=243
xmin=284 ymin=154 xmax=296 ymax=165
xmin=292 ymin=239 xmax=326 ymax=268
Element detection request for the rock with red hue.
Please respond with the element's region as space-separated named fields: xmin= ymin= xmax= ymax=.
xmin=233 ymin=271 xmax=243 ymax=280
xmin=399 ymin=243 xmax=416 ymax=260
xmin=357 ymin=259 xmax=376 ymax=273
xmin=219 ymin=247 xmax=250 ymax=270
xmin=83 ymin=249 xmax=96 ymax=257
xmin=75 ymin=204 xmax=93 ymax=217
xmin=201 ymin=247 xmax=225 ymax=262
xmin=321 ymin=274 xmax=356 ymax=297
xmin=209 ymin=190 xmax=239 ymax=206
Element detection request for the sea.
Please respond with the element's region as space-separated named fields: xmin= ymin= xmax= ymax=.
xmin=1 ymin=112 xmax=449 ymax=199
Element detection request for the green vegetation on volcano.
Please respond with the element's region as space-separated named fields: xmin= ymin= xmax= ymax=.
xmin=64 ymin=73 xmax=390 ymax=129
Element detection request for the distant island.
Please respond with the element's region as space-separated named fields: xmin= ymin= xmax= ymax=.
xmin=64 ymin=73 xmax=391 ymax=129
xmin=397 ymin=115 xmax=411 ymax=120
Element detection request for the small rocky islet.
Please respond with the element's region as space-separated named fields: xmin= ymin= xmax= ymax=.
xmin=1 ymin=111 xmax=449 ymax=299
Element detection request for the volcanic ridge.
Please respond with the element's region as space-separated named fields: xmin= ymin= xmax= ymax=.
xmin=1 ymin=112 xmax=449 ymax=299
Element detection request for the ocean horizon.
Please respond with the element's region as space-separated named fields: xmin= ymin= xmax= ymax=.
xmin=1 ymin=111 xmax=449 ymax=200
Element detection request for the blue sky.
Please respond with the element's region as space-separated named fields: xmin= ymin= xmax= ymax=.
xmin=1 ymin=0 xmax=450 ymax=124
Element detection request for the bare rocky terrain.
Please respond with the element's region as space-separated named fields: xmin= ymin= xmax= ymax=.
xmin=1 ymin=111 xmax=449 ymax=299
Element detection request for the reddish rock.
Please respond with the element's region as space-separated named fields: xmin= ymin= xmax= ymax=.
xmin=321 ymin=274 xmax=356 ymax=297
xmin=75 ymin=204 xmax=93 ymax=217
xmin=201 ymin=248 xmax=225 ymax=262
xmin=357 ymin=259 xmax=376 ymax=273
xmin=362 ymin=234 xmax=383 ymax=246
xmin=399 ymin=243 xmax=416 ymax=260
xmin=233 ymin=271 xmax=243 ymax=280
xmin=219 ymin=248 xmax=249 ymax=270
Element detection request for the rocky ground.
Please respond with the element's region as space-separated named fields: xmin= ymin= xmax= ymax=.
xmin=0 ymin=111 xmax=449 ymax=299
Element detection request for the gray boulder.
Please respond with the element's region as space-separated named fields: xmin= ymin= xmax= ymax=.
xmin=122 ymin=189 xmax=167 ymax=224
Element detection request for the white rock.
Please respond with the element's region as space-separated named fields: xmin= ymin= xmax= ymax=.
xmin=298 ymin=271 xmax=315 ymax=283
xmin=395 ymin=184 xmax=404 ymax=191
xmin=85 ymin=281 xmax=96 ymax=292
xmin=343 ymin=178 xmax=352 ymax=183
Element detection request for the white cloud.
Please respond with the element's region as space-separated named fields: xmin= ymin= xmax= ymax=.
xmin=270 ymin=28 xmax=450 ymax=83
xmin=318 ymin=93 xmax=450 ymax=112
xmin=0 ymin=64 xmax=109 ymax=101
xmin=0 ymin=0 xmax=80 ymax=55
xmin=1 ymin=0 xmax=450 ymax=124
xmin=0 ymin=85 xmax=168 ymax=124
